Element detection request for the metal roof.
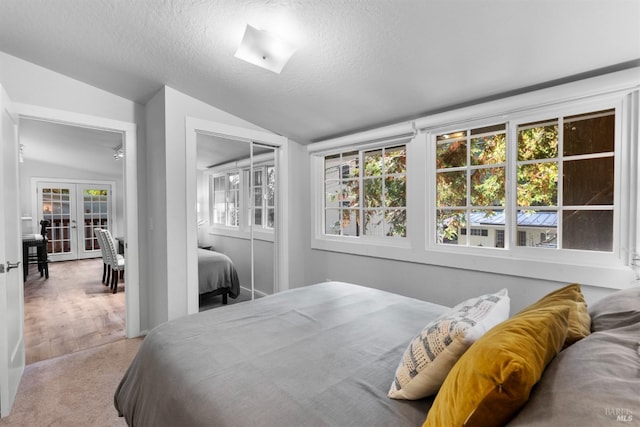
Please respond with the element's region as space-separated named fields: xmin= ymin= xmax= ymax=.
xmin=469 ymin=211 xmax=557 ymax=228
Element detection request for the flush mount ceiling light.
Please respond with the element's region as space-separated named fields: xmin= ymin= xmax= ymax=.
xmin=113 ymin=144 xmax=124 ymax=160
xmin=234 ymin=24 xmax=296 ymax=74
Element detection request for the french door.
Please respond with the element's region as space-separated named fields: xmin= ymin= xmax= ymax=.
xmin=36 ymin=181 xmax=113 ymax=261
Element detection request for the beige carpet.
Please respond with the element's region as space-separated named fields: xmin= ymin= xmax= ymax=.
xmin=0 ymin=338 xmax=142 ymax=427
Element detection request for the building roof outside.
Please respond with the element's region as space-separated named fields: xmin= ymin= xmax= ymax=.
xmin=469 ymin=211 xmax=557 ymax=228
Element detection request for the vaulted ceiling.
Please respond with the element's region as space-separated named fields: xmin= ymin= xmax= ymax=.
xmin=1 ymin=0 xmax=638 ymax=144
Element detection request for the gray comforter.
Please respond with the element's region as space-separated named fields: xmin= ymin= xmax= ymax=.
xmin=197 ymin=248 xmax=240 ymax=297
xmin=114 ymin=282 xmax=448 ymax=426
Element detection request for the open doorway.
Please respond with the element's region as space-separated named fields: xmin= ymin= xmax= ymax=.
xmin=19 ymin=119 xmax=125 ymax=363
xmin=16 ymin=109 xmax=140 ymax=363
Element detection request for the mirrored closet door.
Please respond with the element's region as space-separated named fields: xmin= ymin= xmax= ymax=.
xmin=195 ymin=134 xmax=277 ymax=307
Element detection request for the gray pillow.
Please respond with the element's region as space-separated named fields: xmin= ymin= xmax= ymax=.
xmin=507 ymin=322 xmax=640 ymax=426
xmin=589 ymin=286 xmax=640 ymax=332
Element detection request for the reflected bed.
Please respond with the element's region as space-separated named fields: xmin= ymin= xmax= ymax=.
xmin=197 ymin=248 xmax=240 ymax=304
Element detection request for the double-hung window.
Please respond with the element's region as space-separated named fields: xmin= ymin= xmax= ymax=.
xmin=323 ymin=144 xmax=407 ymax=238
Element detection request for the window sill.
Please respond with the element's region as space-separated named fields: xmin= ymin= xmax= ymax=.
xmin=311 ymin=235 xmax=634 ymax=290
xmin=208 ymin=226 xmax=274 ymax=243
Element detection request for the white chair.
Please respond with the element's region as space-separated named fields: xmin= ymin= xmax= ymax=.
xmin=101 ymin=229 xmax=125 ymax=294
xmin=94 ymin=228 xmax=111 ymax=286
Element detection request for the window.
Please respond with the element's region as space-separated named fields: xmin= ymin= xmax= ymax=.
xmin=435 ymin=124 xmax=506 ymax=246
xmin=210 ymin=164 xmax=275 ymax=231
xmin=310 ymin=72 xmax=637 ymax=289
xmin=434 ymin=107 xmax=617 ymax=253
xmin=516 ymin=109 xmax=615 ymax=251
xmin=324 ymin=145 xmax=407 ymax=238
xmin=248 ymin=165 xmax=276 ymax=229
xmin=211 ymin=172 xmax=240 ymax=227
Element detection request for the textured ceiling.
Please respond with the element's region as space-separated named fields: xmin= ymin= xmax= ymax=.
xmin=1 ymin=0 xmax=639 ymax=144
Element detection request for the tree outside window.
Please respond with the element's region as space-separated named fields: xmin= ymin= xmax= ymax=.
xmin=324 ymin=145 xmax=407 ymax=237
xmin=434 ymin=108 xmax=615 ymax=252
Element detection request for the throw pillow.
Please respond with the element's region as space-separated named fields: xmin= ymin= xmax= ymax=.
xmin=589 ymin=286 xmax=640 ymax=332
xmin=522 ymin=284 xmax=590 ymax=347
xmin=423 ymin=304 xmax=570 ymax=427
xmin=388 ymin=289 xmax=510 ymax=400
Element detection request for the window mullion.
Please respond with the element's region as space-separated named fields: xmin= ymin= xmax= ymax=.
xmin=466 ymin=130 xmax=471 ymax=245
xmin=359 ymin=150 xmax=364 ymax=237
xmin=505 ymin=122 xmax=514 ymax=250
xmin=557 ymin=117 xmax=564 ymax=250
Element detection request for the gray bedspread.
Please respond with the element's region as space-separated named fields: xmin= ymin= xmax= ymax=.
xmin=114 ymin=281 xmax=448 ymax=427
xmin=197 ymin=248 xmax=240 ymax=297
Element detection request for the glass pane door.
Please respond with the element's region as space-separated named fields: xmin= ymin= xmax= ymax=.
xmin=36 ymin=181 xmax=113 ymax=261
xmin=38 ymin=183 xmax=76 ymax=261
xmin=78 ymin=184 xmax=111 ymax=259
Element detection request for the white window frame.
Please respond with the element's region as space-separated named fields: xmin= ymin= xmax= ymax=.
xmin=427 ymin=95 xmax=627 ymax=268
xmin=309 ymin=69 xmax=639 ymax=289
xmin=206 ymin=160 xmax=275 ymax=242
xmin=312 ymin=138 xmax=413 ymax=249
xmin=246 ymin=164 xmax=276 ymax=231
xmin=210 ymin=171 xmax=240 ymax=228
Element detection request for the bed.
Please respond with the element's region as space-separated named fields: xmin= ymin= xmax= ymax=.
xmin=197 ymin=248 xmax=240 ymax=304
xmin=114 ymin=281 xmax=640 ymax=427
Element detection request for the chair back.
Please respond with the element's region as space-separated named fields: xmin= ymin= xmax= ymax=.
xmin=101 ymin=229 xmax=122 ymax=271
xmin=94 ymin=228 xmax=109 ymax=264
xmin=39 ymin=220 xmax=50 ymax=239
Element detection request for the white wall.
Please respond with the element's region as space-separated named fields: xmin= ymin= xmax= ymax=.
xmin=304 ymin=249 xmax=614 ymax=313
xmin=144 ymin=88 xmax=168 ymax=329
xmin=0 ymin=51 xmax=150 ymax=331
xmin=0 ymin=52 xmax=138 ymax=123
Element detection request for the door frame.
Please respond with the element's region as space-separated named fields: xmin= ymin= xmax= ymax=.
xmin=185 ymin=117 xmax=290 ymax=315
xmin=15 ymin=103 xmax=140 ymax=338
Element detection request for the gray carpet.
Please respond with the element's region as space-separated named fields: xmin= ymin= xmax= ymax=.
xmin=0 ymin=338 xmax=142 ymax=427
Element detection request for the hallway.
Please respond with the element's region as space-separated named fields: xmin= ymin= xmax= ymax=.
xmin=23 ymin=258 xmax=126 ymax=365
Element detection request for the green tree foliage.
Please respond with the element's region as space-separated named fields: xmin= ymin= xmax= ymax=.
xmin=436 ymin=124 xmax=558 ymax=243
xmin=327 ymin=146 xmax=406 ymax=237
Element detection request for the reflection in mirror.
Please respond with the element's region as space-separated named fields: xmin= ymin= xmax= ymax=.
xmin=250 ymin=142 xmax=276 ymax=301
xmin=195 ymin=134 xmax=276 ymax=310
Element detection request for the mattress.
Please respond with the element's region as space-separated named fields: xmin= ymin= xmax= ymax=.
xmin=114 ymin=281 xmax=449 ymax=426
xmin=197 ymin=248 xmax=240 ymax=297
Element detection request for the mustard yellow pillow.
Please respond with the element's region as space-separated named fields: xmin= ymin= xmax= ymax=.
xmin=423 ymin=305 xmax=570 ymax=427
xmin=522 ymin=284 xmax=590 ymax=347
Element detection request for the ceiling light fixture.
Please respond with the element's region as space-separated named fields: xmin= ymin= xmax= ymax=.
xmin=234 ymin=24 xmax=296 ymax=74
xmin=113 ymin=144 xmax=124 ymax=160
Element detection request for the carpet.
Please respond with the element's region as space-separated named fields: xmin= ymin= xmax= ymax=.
xmin=0 ymin=338 xmax=142 ymax=427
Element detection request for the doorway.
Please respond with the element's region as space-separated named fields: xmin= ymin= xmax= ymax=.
xmin=35 ymin=180 xmax=115 ymax=262
xmin=16 ymin=105 xmax=140 ymax=339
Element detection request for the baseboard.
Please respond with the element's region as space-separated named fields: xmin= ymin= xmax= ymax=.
xmin=240 ymin=286 xmax=269 ymax=298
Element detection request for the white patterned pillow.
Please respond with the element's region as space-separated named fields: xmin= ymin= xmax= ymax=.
xmin=388 ymin=289 xmax=510 ymax=400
